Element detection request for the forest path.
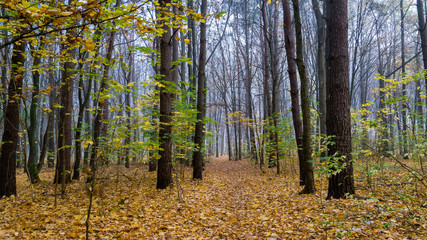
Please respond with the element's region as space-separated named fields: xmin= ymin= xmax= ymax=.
xmin=174 ymin=156 xmax=320 ymax=239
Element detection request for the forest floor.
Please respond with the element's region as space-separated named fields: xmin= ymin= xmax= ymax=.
xmin=0 ymin=156 xmax=426 ymax=239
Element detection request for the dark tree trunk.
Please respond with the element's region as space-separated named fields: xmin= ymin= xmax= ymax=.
xmin=0 ymin=42 xmax=25 ymax=197
xmin=281 ymin=0 xmax=304 ymax=183
xmin=292 ymin=0 xmax=315 ymax=194
xmin=46 ymin=72 xmax=56 ymax=168
xmin=27 ymin=46 xmax=42 ymax=183
xmin=325 ymin=0 xmax=355 ymax=199
xmin=157 ymin=0 xmax=173 ymax=189
xmin=417 ymin=0 xmax=427 ymax=135
xmin=260 ymin=18 xmax=270 ymax=168
xmin=192 ymin=0 xmax=207 ymax=180
xmin=54 ymin=31 xmax=76 ymax=186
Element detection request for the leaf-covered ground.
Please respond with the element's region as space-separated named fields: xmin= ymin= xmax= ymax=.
xmin=0 ymin=157 xmax=426 ymax=239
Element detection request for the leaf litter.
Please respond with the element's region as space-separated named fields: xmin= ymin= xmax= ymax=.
xmin=0 ymin=156 xmax=426 ymax=239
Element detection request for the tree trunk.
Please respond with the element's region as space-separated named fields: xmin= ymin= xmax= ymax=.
xmin=292 ymin=0 xmax=315 ymax=194
xmin=192 ymin=0 xmax=207 ymax=180
xmin=157 ymin=0 xmax=173 ymax=189
xmin=243 ymin=1 xmax=257 ymax=163
xmin=73 ymin=57 xmax=93 ymax=179
xmin=27 ymin=46 xmax=42 ymax=183
xmin=400 ymin=0 xmax=408 ymax=159
xmin=325 ymin=0 xmax=355 ymax=199
xmin=0 ymin=42 xmax=25 ymax=197
xmin=417 ymin=0 xmax=427 ymax=135
xmin=281 ymin=0 xmax=304 ymax=182
xmin=46 ymin=71 xmax=56 ymax=168
xmin=311 ymin=0 xmax=327 ymax=156
xmin=54 ymin=30 xmax=76 ymax=187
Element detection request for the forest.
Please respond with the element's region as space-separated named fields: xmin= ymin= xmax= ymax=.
xmin=0 ymin=0 xmax=426 ymax=239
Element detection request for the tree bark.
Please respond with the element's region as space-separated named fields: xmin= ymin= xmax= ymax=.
xmin=192 ymin=0 xmax=207 ymax=180
xmin=157 ymin=0 xmax=173 ymax=189
xmin=281 ymin=0 xmax=304 ymax=182
xmin=54 ymin=30 xmax=76 ymax=186
xmin=292 ymin=0 xmax=315 ymax=194
xmin=27 ymin=45 xmax=42 ymax=183
xmin=417 ymin=0 xmax=427 ymax=135
xmin=0 ymin=42 xmax=25 ymax=197
xmin=325 ymin=0 xmax=355 ymax=199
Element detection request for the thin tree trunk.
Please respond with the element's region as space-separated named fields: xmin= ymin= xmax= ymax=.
xmin=27 ymin=45 xmax=42 ymax=183
xmin=193 ymin=0 xmax=206 ymax=179
xmin=418 ymin=0 xmax=427 ymax=135
xmin=400 ymin=0 xmax=408 ymax=159
xmin=73 ymin=57 xmax=93 ymax=179
xmin=312 ymin=0 xmax=327 ymax=155
xmin=292 ymin=0 xmax=315 ymax=194
xmin=281 ymin=0 xmax=304 ymax=182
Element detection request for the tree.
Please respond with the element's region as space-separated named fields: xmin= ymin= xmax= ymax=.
xmin=291 ymin=0 xmax=315 ymax=194
xmin=281 ymin=0 xmax=304 ymax=181
xmin=54 ymin=29 xmax=76 ymax=187
xmin=311 ymin=0 xmax=327 ymax=151
xmin=243 ymin=1 xmax=257 ymax=164
xmin=73 ymin=48 xmax=94 ymax=180
xmin=193 ymin=0 xmax=207 ymax=180
xmin=157 ymin=0 xmax=173 ymax=189
xmin=27 ymin=43 xmax=43 ymax=183
xmin=417 ymin=0 xmax=427 ymax=134
xmin=261 ymin=1 xmax=281 ymax=172
xmin=0 ymin=41 xmax=25 ymax=197
xmin=400 ymin=0 xmax=408 ymax=159
xmin=325 ymin=0 xmax=355 ymax=199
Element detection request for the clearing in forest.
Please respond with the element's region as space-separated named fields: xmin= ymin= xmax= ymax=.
xmin=0 ymin=157 xmax=425 ymax=239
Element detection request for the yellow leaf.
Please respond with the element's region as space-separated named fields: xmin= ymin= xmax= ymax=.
xmin=60 ymin=11 xmax=73 ymax=16
xmin=53 ymin=103 xmax=63 ymax=108
xmin=82 ymin=139 xmax=93 ymax=149
xmin=184 ymin=39 xmax=190 ymax=44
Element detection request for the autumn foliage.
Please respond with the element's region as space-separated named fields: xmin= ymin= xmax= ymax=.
xmin=0 ymin=157 xmax=425 ymax=239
